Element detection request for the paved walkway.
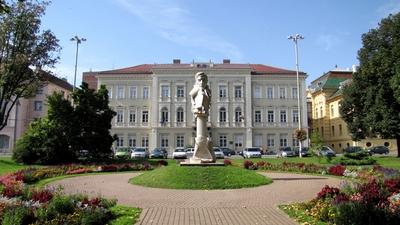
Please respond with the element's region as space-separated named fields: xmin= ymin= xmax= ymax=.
xmin=50 ymin=172 xmax=341 ymax=225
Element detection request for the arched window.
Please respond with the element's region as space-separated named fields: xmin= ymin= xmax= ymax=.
xmin=177 ymin=107 xmax=184 ymax=122
xmin=219 ymin=107 xmax=226 ymax=122
xmin=161 ymin=107 xmax=169 ymax=123
xmin=235 ymin=107 xmax=242 ymax=122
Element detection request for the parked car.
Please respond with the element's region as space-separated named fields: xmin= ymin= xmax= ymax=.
xmin=220 ymin=147 xmax=235 ymax=156
xmin=318 ymin=146 xmax=336 ymax=157
xmin=294 ymin=147 xmax=311 ymax=157
xmin=150 ymin=148 xmax=168 ymax=159
xmin=114 ymin=147 xmax=132 ymax=159
xmin=173 ymin=147 xmax=187 ymax=159
xmin=186 ymin=148 xmax=195 ymax=158
xmin=213 ymin=147 xmax=225 ymax=159
xmin=131 ymin=147 xmax=149 ymax=159
xmin=343 ymin=146 xmax=364 ymax=154
xmin=279 ymin=147 xmax=296 ymax=157
xmin=367 ymin=146 xmax=389 ymax=155
xmin=264 ymin=150 xmax=278 ymax=156
xmin=242 ymin=147 xmax=262 ymax=158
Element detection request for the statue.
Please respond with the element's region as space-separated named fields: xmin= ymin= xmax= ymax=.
xmin=188 ymin=72 xmax=216 ymax=163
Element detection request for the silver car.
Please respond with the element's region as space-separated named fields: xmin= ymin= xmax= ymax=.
xmin=243 ymin=147 xmax=262 ymax=158
xmin=213 ymin=147 xmax=225 ymax=159
xmin=131 ymin=147 xmax=149 ymax=159
xmin=173 ymin=147 xmax=187 ymax=159
xmin=186 ymin=148 xmax=194 ymax=158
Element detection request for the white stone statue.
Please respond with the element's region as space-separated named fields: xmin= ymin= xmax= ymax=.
xmin=189 ymin=72 xmax=216 ymax=163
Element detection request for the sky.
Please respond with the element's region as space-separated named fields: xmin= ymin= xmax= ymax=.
xmin=40 ymin=0 xmax=400 ymax=86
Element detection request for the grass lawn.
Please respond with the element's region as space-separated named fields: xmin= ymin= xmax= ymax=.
xmin=130 ymin=164 xmax=272 ymax=189
xmin=0 ymin=156 xmax=31 ymax=175
xmin=371 ymin=156 xmax=400 ymax=169
xmin=229 ymin=156 xmax=334 ymax=167
xmin=110 ymin=205 xmax=142 ymax=225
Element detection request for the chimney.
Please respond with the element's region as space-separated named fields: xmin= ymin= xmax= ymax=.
xmin=173 ymin=59 xmax=181 ymax=64
xmin=223 ymin=59 xmax=230 ymax=64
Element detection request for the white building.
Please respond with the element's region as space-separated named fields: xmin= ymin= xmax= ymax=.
xmin=83 ymin=59 xmax=308 ymax=155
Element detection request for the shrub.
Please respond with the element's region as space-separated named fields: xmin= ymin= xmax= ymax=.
xmin=344 ymin=151 xmax=370 ymax=160
xmin=2 ymin=206 xmax=35 ymax=225
xmin=156 ymin=160 xmax=168 ymax=166
xmin=80 ymin=207 xmax=113 ymax=225
xmin=223 ymin=159 xmax=232 ymax=166
xmin=97 ymin=165 xmax=118 ymax=172
xmin=66 ymin=168 xmax=92 ymax=175
xmin=328 ymin=165 xmax=346 ymax=176
xmin=317 ymin=185 xmax=341 ymax=199
xmin=243 ymin=160 xmax=254 ymax=169
xmin=43 ymin=196 xmax=76 ymax=220
xmin=30 ymin=188 xmax=54 ymax=203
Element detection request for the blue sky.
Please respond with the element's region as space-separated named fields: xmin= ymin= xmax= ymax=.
xmin=41 ymin=0 xmax=400 ymax=86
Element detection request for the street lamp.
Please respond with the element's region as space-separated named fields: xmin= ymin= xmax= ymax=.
xmin=70 ymin=36 xmax=86 ymax=91
xmin=288 ymin=34 xmax=304 ymax=158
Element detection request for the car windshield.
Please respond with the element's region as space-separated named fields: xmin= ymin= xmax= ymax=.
xmin=214 ymin=149 xmax=221 ymax=152
xmin=135 ymin=148 xmax=146 ymax=152
xmin=117 ymin=148 xmax=130 ymax=152
xmin=175 ymin=149 xmax=185 ymax=152
xmin=247 ymin=148 xmax=260 ymax=152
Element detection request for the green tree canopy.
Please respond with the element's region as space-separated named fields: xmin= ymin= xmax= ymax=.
xmin=340 ymin=12 xmax=400 ymax=157
xmin=0 ymin=0 xmax=59 ymax=131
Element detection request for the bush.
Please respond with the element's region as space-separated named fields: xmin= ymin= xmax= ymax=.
xmin=243 ymin=160 xmax=254 ymax=169
xmin=334 ymin=157 xmax=376 ymax=166
xmin=80 ymin=207 xmax=113 ymax=225
xmin=30 ymin=188 xmax=54 ymax=203
xmin=2 ymin=206 xmax=35 ymax=225
xmin=156 ymin=160 xmax=168 ymax=166
xmin=223 ymin=159 xmax=232 ymax=166
xmin=328 ymin=165 xmax=346 ymax=176
xmin=344 ymin=151 xmax=370 ymax=160
xmin=42 ymin=196 xmax=76 ymax=220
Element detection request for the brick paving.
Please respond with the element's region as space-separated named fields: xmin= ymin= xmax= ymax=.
xmin=50 ymin=172 xmax=341 ymax=225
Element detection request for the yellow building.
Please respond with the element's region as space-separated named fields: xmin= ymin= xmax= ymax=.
xmin=309 ymin=68 xmax=396 ymax=153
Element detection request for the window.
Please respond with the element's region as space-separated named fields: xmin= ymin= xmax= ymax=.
xmin=279 ymin=134 xmax=288 ymax=147
xmin=219 ymin=107 xmax=226 ymax=122
xmin=315 ymin=107 xmax=318 ymax=118
xmin=161 ymin=85 xmax=169 ymax=97
xmin=142 ymin=110 xmax=149 ymax=123
xmin=116 ymin=135 xmax=124 ymax=147
xmin=280 ymin=110 xmax=287 ymax=123
xmin=267 ymin=110 xmax=274 ymax=123
xmin=234 ymin=135 xmax=243 ymax=147
xmin=143 ymin=87 xmax=149 ymax=99
xmin=331 ymin=125 xmax=335 ymax=136
xmin=160 ymin=134 xmax=169 ymax=147
xmin=330 ymin=105 xmax=334 ymax=117
xmin=219 ymin=135 xmax=227 ymax=147
xmin=129 ymin=110 xmax=136 ymax=123
xmin=234 ymin=86 xmax=242 ymax=98
xmin=235 ymin=108 xmax=242 ymax=122
xmin=293 ymin=138 xmax=299 ymax=147
xmin=267 ymin=134 xmax=275 ymax=148
xmin=116 ymin=110 xmax=123 ymax=123
xmin=129 ymin=86 xmax=137 ymax=99
xmin=339 ymin=124 xmax=343 ymax=135
xmin=254 ymin=86 xmax=261 ymax=98
xmin=292 ymin=87 xmax=297 ymax=99
xmin=0 ymin=135 xmax=10 ymax=149
xmin=176 ymin=135 xmax=184 ymax=147
xmin=161 ymin=108 xmax=169 ymax=123
xmin=36 ymin=87 xmax=43 ymax=95
xmin=117 ymin=86 xmax=124 ymax=99
xmin=34 ymin=101 xmax=43 ymax=111
xmin=177 ymin=107 xmax=184 ymax=122
xmin=177 ymin=86 xmax=184 ymax=98
xmin=255 ymin=110 xmax=261 ymax=123
xmin=108 ymin=87 xmax=113 ymax=99
xmin=267 ymin=87 xmax=274 ymax=99
xmin=254 ymin=134 xmax=262 ymax=147
xmin=141 ymin=135 xmax=149 ymax=147
xmin=320 ymin=106 xmax=323 ymax=117
xmin=279 ymin=87 xmax=286 ymax=99
xmin=292 ymin=109 xmax=299 ymax=123
xmin=128 ymin=136 xmax=136 ymax=147
xmin=219 ymin=85 xmax=227 ymax=98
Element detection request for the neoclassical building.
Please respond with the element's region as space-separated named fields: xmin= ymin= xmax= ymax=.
xmin=83 ymin=59 xmax=308 ymax=154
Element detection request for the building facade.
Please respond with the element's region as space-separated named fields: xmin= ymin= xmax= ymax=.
xmin=309 ymin=68 xmax=396 ymax=152
xmin=0 ymin=74 xmax=73 ymax=154
xmin=83 ymin=60 xmax=308 ymax=155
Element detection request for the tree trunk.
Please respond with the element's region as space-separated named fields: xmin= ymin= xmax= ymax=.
xmin=397 ymin=135 xmax=400 ymax=157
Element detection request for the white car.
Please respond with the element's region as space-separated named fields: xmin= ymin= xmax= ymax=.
xmin=213 ymin=147 xmax=225 ymax=159
xmin=243 ymin=147 xmax=262 ymax=158
xmin=186 ymin=148 xmax=195 ymax=158
xmin=131 ymin=147 xmax=149 ymax=159
xmin=173 ymin=147 xmax=187 ymax=159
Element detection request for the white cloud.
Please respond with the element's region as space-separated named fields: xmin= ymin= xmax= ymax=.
xmin=377 ymin=0 xmax=400 ymax=18
xmin=316 ymin=34 xmax=340 ymax=51
xmin=115 ymin=0 xmax=243 ymax=60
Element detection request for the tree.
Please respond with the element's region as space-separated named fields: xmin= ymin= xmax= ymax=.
xmin=0 ymin=0 xmax=59 ymax=131
xmin=340 ymin=13 xmax=400 ymax=157
xmin=72 ymin=83 xmax=116 ymax=159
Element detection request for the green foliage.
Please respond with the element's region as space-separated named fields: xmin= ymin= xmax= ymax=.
xmin=80 ymin=207 xmax=113 ymax=225
xmin=2 ymin=206 xmax=35 ymax=225
xmin=340 ymin=12 xmax=400 ymax=156
xmin=109 ymin=205 xmax=141 ymax=225
xmin=0 ymin=0 xmax=60 ymax=131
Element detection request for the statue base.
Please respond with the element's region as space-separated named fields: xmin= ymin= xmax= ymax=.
xmin=180 ymin=159 xmax=224 ymax=167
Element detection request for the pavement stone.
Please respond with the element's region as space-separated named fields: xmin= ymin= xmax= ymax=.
xmin=50 ymin=172 xmax=341 ymax=225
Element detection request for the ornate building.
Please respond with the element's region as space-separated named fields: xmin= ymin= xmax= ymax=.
xmin=83 ymin=59 xmax=308 ymax=154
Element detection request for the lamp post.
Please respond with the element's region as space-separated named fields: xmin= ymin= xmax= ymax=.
xmin=70 ymin=36 xmax=86 ymax=91
xmin=288 ymin=34 xmax=304 ymax=158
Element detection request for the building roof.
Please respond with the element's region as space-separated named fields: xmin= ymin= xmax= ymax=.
xmin=309 ymin=70 xmax=353 ymax=95
xmin=93 ymin=62 xmax=305 ymax=76
xmin=42 ymin=72 xmax=73 ymax=91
